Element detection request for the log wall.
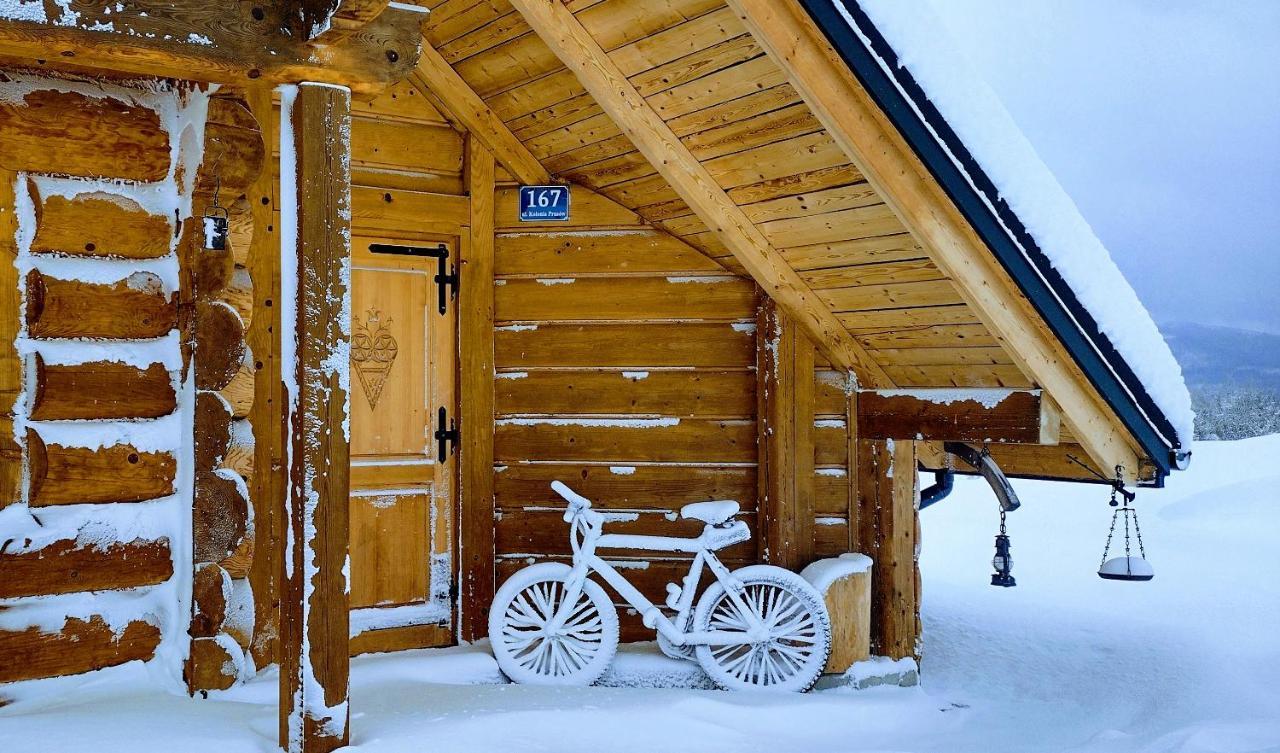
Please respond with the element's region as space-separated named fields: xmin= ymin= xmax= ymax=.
xmin=490 ymin=184 xmax=760 ymax=641
xmin=0 ymin=74 xmax=203 ymax=688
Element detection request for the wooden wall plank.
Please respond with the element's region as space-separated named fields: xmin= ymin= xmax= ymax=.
xmin=494 ymin=231 xmax=725 ymax=276
xmin=496 ymin=509 xmax=755 ymax=560
xmin=496 ymin=369 xmax=754 ymax=417
xmin=494 ymin=321 xmax=755 ymax=368
xmin=495 ymin=463 xmax=756 ymax=511
xmin=494 ymin=275 xmax=756 ymax=321
xmin=495 ymin=419 xmax=755 ymax=463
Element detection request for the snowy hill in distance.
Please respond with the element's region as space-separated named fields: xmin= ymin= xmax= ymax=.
xmin=1162 ymin=321 xmax=1280 ymax=390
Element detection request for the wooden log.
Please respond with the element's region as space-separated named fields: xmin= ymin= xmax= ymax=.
xmin=810 ymin=561 xmax=871 ymax=673
xmin=0 ymin=3 xmax=425 ymax=96
xmin=223 ymin=577 xmax=255 ymax=648
xmin=185 ymin=636 xmax=240 ymax=693
xmin=0 ymin=418 xmax=20 ymax=510
xmin=0 ymin=538 xmax=172 ymax=598
xmin=197 ymin=99 xmax=267 ymax=200
xmin=195 ymin=391 xmax=234 ymax=476
xmin=25 ymin=269 xmax=176 ymax=340
xmin=195 ymin=301 xmax=247 ymax=391
xmin=0 ymin=616 xmax=161 ymax=683
xmin=223 ymin=418 xmax=256 ymax=479
xmin=1 ymin=170 xmax=18 ymax=421
xmin=30 ymin=183 xmax=172 ymax=259
xmin=27 ymin=430 xmax=176 ymax=506
xmin=219 ymin=355 xmax=256 ymax=419
xmin=0 ymin=89 xmax=169 ymax=181
xmin=756 ymin=299 xmax=815 ymax=570
xmin=858 ymin=389 xmax=1052 ymax=444
xmin=222 ymin=266 xmax=255 ymax=329
xmin=220 ymin=537 xmax=255 ymax=580
xmin=458 ymin=139 xmax=496 ymax=641
xmin=30 ymin=356 xmax=176 ymax=421
xmin=280 ymin=83 xmax=352 ymax=753
xmin=193 ymin=470 xmax=249 ymax=564
xmin=190 ymin=563 xmax=230 ymax=639
xmin=228 ymin=197 xmax=256 ymax=268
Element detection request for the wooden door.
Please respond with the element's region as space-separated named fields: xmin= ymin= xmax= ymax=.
xmin=347 ymin=235 xmax=457 ymax=654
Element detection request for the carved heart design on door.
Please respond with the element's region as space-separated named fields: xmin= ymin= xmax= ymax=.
xmin=351 ymin=309 xmax=398 ymax=409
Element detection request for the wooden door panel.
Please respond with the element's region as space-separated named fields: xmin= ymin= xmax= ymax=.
xmin=350 ymin=492 xmax=429 ymax=608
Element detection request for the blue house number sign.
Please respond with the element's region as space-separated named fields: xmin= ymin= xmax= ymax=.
xmin=519 ymin=185 xmax=570 ymax=222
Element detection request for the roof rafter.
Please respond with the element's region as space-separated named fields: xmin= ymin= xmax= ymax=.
xmin=410 ymin=38 xmax=551 ymax=186
xmin=507 ymin=0 xmax=892 ymax=387
xmin=725 ymin=0 xmax=1142 ymax=480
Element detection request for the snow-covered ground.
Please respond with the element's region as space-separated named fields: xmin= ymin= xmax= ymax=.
xmin=2 ymin=436 xmax=1277 ymax=753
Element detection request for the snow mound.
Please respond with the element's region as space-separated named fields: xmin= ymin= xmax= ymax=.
xmin=841 ymin=0 xmax=1194 ymax=447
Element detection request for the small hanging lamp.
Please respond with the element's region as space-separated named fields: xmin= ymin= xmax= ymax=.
xmin=991 ymin=508 xmax=1016 ymax=587
xmin=1097 ymin=467 xmax=1154 ymax=582
xmin=203 ymin=174 xmax=229 ymax=251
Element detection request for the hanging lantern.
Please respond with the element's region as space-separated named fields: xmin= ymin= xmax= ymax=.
xmin=990 ymin=509 xmax=1016 ymax=587
xmin=203 ymin=173 xmax=228 ymax=251
xmin=1097 ymin=468 xmax=1154 ymax=582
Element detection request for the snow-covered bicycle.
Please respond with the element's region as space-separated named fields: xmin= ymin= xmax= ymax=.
xmin=489 ymin=481 xmax=832 ymax=691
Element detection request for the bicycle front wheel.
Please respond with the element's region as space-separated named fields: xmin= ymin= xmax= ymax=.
xmin=692 ymin=565 xmax=831 ymax=692
xmin=488 ymin=563 xmax=619 ymax=686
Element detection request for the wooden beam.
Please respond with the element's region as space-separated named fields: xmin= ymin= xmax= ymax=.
xmin=854 ymin=438 xmax=919 ymax=660
xmin=244 ymin=86 xmax=285 ymax=670
xmin=726 ymin=0 xmax=1141 ymax=481
xmin=858 ymin=388 xmax=1057 ymax=444
xmin=919 ymin=440 xmax=1111 ymax=484
xmin=459 ymin=137 xmax=498 ymax=641
xmin=756 ymin=298 xmax=816 ymax=571
xmin=0 ymin=2 xmax=425 ymax=96
xmin=411 ymin=41 xmax=551 ymax=186
xmin=279 ymin=82 xmax=352 ymax=753
xmin=507 ymin=0 xmax=891 ymax=387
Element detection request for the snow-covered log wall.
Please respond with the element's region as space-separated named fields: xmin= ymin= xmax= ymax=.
xmin=0 ymin=72 xmax=209 ymax=691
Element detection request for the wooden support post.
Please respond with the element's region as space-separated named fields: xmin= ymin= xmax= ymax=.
xmin=459 ymin=137 xmax=497 ymax=641
xmin=854 ymin=439 xmax=920 ymax=661
xmin=1 ymin=170 xmax=20 ymax=509
xmin=756 ymin=298 xmax=815 ymax=571
xmin=279 ymin=82 xmax=353 ymax=753
xmin=245 ymin=86 xmax=285 ymax=670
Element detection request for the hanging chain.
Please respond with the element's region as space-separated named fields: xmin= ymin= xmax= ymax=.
xmin=1099 ymin=505 xmax=1118 ymax=570
xmin=998 ymin=507 xmax=1007 ymax=536
xmin=1130 ymin=501 xmax=1147 ymax=559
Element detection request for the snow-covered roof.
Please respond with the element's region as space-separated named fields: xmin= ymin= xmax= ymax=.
xmin=814 ymin=0 xmax=1194 ymax=472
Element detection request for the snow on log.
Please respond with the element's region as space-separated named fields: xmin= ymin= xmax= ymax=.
xmin=193 ymin=301 xmax=246 ymax=391
xmin=26 ymin=430 xmax=176 ymax=506
xmin=0 ymin=616 xmax=162 ymax=683
xmin=30 ymin=356 xmax=176 ymax=421
xmin=0 ymin=538 xmax=173 ymax=599
xmin=25 ymin=269 xmax=176 ymax=340
xmin=0 ymin=89 xmax=170 ymax=182
xmin=29 ymin=183 xmax=172 ymax=259
xmin=192 ymin=470 xmax=249 ymax=564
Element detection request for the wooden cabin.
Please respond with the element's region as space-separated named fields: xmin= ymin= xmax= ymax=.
xmin=0 ymin=1 xmax=1191 ymax=751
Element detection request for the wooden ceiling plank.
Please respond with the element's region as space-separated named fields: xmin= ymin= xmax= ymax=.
xmin=728 ymin=0 xmax=1142 ymax=480
xmin=508 ymin=0 xmax=891 ymax=386
xmin=410 ymin=39 xmax=551 ymax=185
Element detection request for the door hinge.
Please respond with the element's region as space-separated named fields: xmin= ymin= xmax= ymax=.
xmin=368 ymin=242 xmax=458 ymax=315
xmin=434 ymin=406 xmax=460 ymax=463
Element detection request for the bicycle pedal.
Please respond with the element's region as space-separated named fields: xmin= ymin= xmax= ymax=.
xmin=664 ymin=582 xmax=682 ymax=610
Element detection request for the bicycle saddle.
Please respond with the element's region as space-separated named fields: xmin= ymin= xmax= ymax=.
xmin=680 ymin=500 xmax=739 ymax=526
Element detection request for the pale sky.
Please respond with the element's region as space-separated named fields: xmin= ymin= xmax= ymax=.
xmin=929 ymin=1 xmax=1280 ymax=334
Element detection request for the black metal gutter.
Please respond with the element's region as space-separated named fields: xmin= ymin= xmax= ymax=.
xmin=919 ymin=469 xmax=954 ymax=510
xmin=797 ymin=0 xmax=1184 ymax=484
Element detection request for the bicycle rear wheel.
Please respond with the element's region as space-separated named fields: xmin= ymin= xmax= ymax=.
xmin=692 ymin=565 xmax=830 ymax=692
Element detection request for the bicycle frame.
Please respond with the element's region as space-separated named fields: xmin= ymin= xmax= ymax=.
xmin=550 ymin=506 xmax=770 ymax=648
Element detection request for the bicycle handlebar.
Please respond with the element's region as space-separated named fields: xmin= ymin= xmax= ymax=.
xmin=551 ymin=480 xmax=592 ymax=522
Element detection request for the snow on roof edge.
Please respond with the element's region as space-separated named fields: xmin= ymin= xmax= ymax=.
xmin=835 ymin=0 xmax=1194 ymax=449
